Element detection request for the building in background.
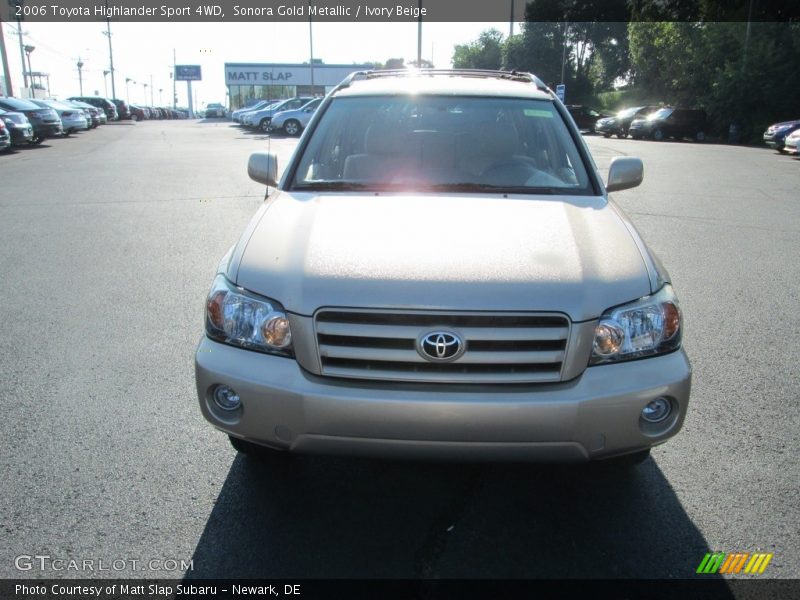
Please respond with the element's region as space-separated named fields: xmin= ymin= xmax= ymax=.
xmin=225 ymin=62 xmax=374 ymax=109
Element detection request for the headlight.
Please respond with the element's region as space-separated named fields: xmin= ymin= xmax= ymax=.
xmin=590 ymin=285 xmax=682 ymax=365
xmin=205 ymin=275 xmax=293 ymax=357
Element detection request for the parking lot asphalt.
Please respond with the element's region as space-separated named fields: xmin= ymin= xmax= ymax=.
xmin=0 ymin=120 xmax=797 ymax=581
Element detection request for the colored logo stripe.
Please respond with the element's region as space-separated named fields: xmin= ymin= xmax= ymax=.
xmin=697 ymin=552 xmax=773 ymax=575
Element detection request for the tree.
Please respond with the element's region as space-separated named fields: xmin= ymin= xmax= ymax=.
xmin=452 ymin=29 xmax=504 ymax=70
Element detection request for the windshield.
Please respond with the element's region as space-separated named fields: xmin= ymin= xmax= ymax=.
xmin=617 ymin=107 xmax=641 ymax=118
xmin=291 ymin=96 xmax=591 ymax=194
xmin=0 ymin=98 xmax=39 ymax=111
xmin=650 ymin=108 xmax=673 ymax=120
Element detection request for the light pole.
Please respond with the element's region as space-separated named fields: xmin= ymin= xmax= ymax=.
xmin=159 ymin=88 xmax=163 ymax=105
xmin=125 ymin=77 xmax=134 ymax=103
xmin=23 ymin=45 xmax=35 ymax=97
xmin=77 ymin=59 xmax=84 ymax=95
xmin=308 ymin=0 xmax=314 ymax=93
xmin=149 ymin=74 xmax=154 ymax=106
xmin=102 ymin=5 xmax=117 ymax=100
xmin=103 ymin=70 xmax=110 ymax=97
xmin=16 ymin=19 xmax=28 ymax=90
xmin=143 ymin=82 xmax=148 ymax=105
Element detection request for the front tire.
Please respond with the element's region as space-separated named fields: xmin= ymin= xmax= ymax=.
xmin=259 ymin=118 xmax=271 ymax=132
xmin=600 ymin=449 xmax=651 ymax=468
xmin=229 ymin=435 xmax=292 ymax=463
xmin=283 ymin=119 xmax=301 ymax=136
xmin=652 ymin=128 xmax=664 ymax=141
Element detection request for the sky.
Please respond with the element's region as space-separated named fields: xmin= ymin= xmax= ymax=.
xmin=1 ymin=21 xmax=513 ymax=107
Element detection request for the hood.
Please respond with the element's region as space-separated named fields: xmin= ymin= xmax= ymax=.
xmin=769 ymin=120 xmax=800 ymax=129
xmin=234 ymin=193 xmax=653 ymax=321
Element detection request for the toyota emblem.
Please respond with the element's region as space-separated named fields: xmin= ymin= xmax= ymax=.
xmin=417 ymin=331 xmax=465 ymax=362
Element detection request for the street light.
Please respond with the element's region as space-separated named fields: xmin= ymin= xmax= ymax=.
xmin=158 ymin=88 xmax=163 ymax=105
xmin=77 ymin=59 xmax=84 ymax=95
xmin=23 ymin=45 xmax=35 ymax=97
xmin=103 ymin=70 xmax=110 ymax=97
xmin=143 ymin=82 xmax=148 ymax=105
xmin=125 ymin=77 xmax=134 ymax=103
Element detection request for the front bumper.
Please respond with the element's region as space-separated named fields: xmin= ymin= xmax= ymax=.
xmin=8 ymin=126 xmax=33 ymax=144
xmin=195 ymin=337 xmax=692 ymax=462
xmin=32 ymin=122 xmax=63 ymax=138
xmin=763 ymin=133 xmax=786 ymax=149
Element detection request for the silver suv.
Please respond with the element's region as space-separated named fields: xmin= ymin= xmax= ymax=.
xmin=195 ymin=70 xmax=691 ymax=466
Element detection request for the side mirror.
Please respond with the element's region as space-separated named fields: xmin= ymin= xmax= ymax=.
xmin=248 ymin=152 xmax=278 ymax=187
xmin=606 ymin=157 xmax=643 ymax=193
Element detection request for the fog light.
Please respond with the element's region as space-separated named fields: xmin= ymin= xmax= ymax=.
xmin=641 ymin=397 xmax=671 ymax=423
xmin=213 ymin=385 xmax=241 ymax=411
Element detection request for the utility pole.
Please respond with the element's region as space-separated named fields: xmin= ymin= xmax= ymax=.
xmin=149 ymin=74 xmax=153 ymax=105
xmin=560 ymin=21 xmax=569 ymax=85
xmin=103 ymin=1 xmax=116 ymax=100
xmin=416 ymin=0 xmax=422 ymax=66
xmin=308 ymin=0 xmax=314 ymax=93
xmin=172 ymin=48 xmax=177 ymax=108
xmin=16 ymin=19 xmax=28 ymax=90
xmin=23 ymin=44 xmax=34 ymax=96
xmin=77 ymin=58 xmax=84 ymax=95
xmin=0 ymin=16 xmax=13 ymax=96
xmin=103 ymin=70 xmax=110 ymax=97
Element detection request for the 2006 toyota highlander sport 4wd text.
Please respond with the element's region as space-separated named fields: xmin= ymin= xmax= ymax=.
xmin=195 ymin=70 xmax=691 ymax=466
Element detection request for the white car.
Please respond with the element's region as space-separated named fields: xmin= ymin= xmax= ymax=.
xmin=30 ymin=99 xmax=88 ymax=134
xmin=243 ymin=97 xmax=314 ymax=131
xmin=269 ymin=97 xmax=322 ymax=136
xmin=783 ymin=128 xmax=800 ymax=154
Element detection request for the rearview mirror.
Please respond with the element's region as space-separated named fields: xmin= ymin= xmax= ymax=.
xmin=606 ymin=157 xmax=643 ymax=193
xmin=248 ymin=152 xmax=278 ymax=187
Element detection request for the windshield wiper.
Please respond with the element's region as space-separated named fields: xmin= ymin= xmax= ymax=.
xmin=428 ymin=183 xmax=558 ymax=194
xmin=292 ymin=181 xmax=374 ymax=191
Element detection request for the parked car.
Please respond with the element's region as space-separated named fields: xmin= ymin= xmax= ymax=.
xmin=205 ymin=103 xmax=227 ymax=118
xmin=110 ymin=99 xmax=131 ymax=120
xmin=566 ymin=105 xmax=611 ymax=132
xmin=0 ymin=108 xmax=34 ymax=145
xmin=269 ymin=97 xmax=322 ymax=136
xmin=595 ymin=105 xmax=660 ymax=138
xmin=67 ymin=100 xmax=102 ymax=128
xmin=783 ymin=128 xmax=800 ymax=155
xmin=30 ymin=99 xmax=88 ymax=134
xmin=244 ymin=97 xmax=315 ymax=131
xmin=629 ymin=107 xmax=707 ymax=142
xmin=196 ymin=69 xmax=691 ymax=467
xmin=0 ymin=97 xmax=63 ymax=143
xmin=234 ymin=100 xmax=277 ymax=124
xmin=0 ymin=119 xmax=10 ymax=152
xmin=231 ymin=99 xmax=269 ymax=122
xmin=68 ymin=96 xmax=118 ymax=121
xmin=129 ymin=104 xmax=147 ymax=121
xmin=762 ymin=119 xmax=800 ymax=152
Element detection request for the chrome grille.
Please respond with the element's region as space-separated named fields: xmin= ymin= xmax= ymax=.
xmin=314 ymin=309 xmax=570 ymax=384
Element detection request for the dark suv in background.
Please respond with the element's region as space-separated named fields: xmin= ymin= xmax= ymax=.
xmin=629 ymin=107 xmax=707 ymax=142
xmin=68 ymin=96 xmax=118 ymax=121
xmin=111 ymin=99 xmax=131 ymax=120
xmin=595 ymin=105 xmax=660 ymax=138
xmin=0 ymin=97 xmax=63 ymax=143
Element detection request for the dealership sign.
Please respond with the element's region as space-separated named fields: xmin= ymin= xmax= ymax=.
xmin=175 ymin=65 xmax=202 ymax=81
xmin=224 ymin=64 xmax=374 ymax=87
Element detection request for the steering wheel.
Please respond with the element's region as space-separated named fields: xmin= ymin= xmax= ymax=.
xmin=481 ymin=157 xmax=539 ymax=186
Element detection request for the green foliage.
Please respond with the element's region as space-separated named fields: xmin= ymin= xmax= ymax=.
xmin=450 ymin=13 xmax=800 ymax=141
xmin=452 ymin=29 xmax=504 ymax=70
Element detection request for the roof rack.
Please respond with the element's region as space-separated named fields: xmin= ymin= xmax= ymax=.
xmin=334 ymin=68 xmax=552 ymax=95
